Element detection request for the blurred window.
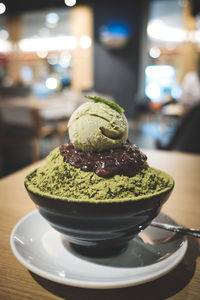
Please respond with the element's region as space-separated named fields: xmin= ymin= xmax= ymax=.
xmin=145 ymin=65 xmax=181 ymax=103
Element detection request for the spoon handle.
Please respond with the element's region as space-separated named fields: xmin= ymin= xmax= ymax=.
xmin=151 ymin=221 xmax=200 ymax=238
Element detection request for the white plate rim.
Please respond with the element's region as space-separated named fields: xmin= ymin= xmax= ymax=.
xmin=10 ymin=210 xmax=188 ymax=289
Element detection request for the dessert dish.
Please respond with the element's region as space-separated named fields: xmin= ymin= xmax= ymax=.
xmin=25 ymin=96 xmax=174 ymax=257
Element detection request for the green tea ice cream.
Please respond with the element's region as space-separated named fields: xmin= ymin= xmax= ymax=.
xmin=68 ymin=100 xmax=128 ymax=152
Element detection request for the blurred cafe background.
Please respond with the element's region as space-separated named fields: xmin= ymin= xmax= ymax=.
xmin=0 ymin=0 xmax=200 ymax=177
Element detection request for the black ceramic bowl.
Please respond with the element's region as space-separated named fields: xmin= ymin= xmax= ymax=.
xmin=25 ymin=175 xmax=174 ymax=257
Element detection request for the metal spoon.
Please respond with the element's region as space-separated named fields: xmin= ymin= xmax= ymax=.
xmin=151 ymin=221 xmax=200 ymax=238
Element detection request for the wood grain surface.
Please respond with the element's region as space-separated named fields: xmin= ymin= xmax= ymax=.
xmin=0 ymin=150 xmax=200 ymax=300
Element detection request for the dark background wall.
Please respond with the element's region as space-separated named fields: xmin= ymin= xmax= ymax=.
xmin=93 ymin=0 xmax=148 ymax=118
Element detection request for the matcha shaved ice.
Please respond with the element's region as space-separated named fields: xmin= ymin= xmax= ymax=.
xmin=25 ymin=147 xmax=174 ymax=203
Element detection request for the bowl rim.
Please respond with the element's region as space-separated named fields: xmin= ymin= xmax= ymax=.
xmin=24 ymin=168 xmax=175 ymax=204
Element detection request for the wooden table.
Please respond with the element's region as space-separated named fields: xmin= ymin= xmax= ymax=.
xmin=0 ymin=150 xmax=200 ymax=300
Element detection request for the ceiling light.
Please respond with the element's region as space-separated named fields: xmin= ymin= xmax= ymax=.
xmin=0 ymin=2 xmax=6 ymax=14
xmin=19 ymin=36 xmax=77 ymax=52
xmin=64 ymin=0 xmax=76 ymax=7
xmin=147 ymin=20 xmax=186 ymax=43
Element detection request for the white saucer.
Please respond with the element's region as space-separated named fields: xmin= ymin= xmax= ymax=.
xmin=10 ymin=210 xmax=187 ymax=289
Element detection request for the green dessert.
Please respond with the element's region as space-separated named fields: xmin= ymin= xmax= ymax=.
xmin=25 ymin=96 xmax=174 ymax=203
xmin=25 ymin=147 xmax=173 ymax=203
xmin=68 ymin=98 xmax=128 ymax=152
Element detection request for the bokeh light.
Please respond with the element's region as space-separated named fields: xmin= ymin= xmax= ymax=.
xmin=0 ymin=2 xmax=6 ymax=14
xmin=80 ymin=36 xmax=92 ymax=49
xmin=64 ymin=0 xmax=76 ymax=7
xmin=45 ymin=77 xmax=59 ymax=90
xmin=37 ymin=50 xmax=48 ymax=59
xmin=46 ymin=12 xmax=59 ymax=28
xmin=149 ymin=47 xmax=160 ymax=59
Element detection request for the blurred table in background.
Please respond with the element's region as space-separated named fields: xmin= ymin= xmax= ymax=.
xmin=0 ymin=91 xmax=83 ymax=176
xmin=0 ymin=90 xmax=83 ymax=121
xmin=0 ymin=149 xmax=200 ymax=299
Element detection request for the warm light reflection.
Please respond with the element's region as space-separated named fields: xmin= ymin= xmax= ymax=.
xmin=0 ymin=2 xmax=6 ymax=14
xmin=19 ymin=36 xmax=78 ymax=52
xmin=37 ymin=50 xmax=48 ymax=58
xmin=80 ymin=35 xmax=92 ymax=49
xmin=64 ymin=0 xmax=76 ymax=7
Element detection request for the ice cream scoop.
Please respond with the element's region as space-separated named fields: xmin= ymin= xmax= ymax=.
xmin=68 ymin=101 xmax=128 ymax=152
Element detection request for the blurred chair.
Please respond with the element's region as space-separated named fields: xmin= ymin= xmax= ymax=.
xmin=157 ymin=103 xmax=200 ymax=154
xmin=0 ymin=106 xmax=60 ymax=176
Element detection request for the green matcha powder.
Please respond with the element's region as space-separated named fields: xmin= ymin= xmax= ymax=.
xmin=25 ymin=147 xmax=174 ymax=203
